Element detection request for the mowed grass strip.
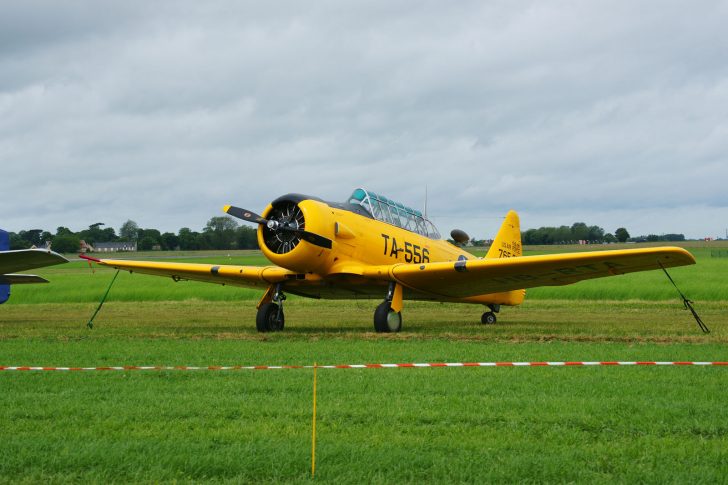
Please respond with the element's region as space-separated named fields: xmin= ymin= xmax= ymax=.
xmin=1 ymin=299 xmax=726 ymax=343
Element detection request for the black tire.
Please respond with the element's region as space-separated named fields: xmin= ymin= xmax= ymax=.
xmin=481 ymin=312 xmax=497 ymax=325
xmin=256 ymin=302 xmax=285 ymax=332
xmin=373 ymin=301 xmax=402 ymax=333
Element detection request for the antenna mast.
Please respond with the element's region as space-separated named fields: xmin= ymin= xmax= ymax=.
xmin=424 ymin=185 xmax=428 ymax=219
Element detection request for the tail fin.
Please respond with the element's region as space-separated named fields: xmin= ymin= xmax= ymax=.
xmin=0 ymin=229 xmax=9 ymax=304
xmin=486 ymin=210 xmax=522 ymax=259
xmin=484 ymin=211 xmax=525 ymax=306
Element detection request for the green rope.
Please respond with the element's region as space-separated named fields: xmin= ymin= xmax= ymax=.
xmin=658 ymin=262 xmax=709 ymax=334
xmin=86 ymin=269 xmax=120 ymax=329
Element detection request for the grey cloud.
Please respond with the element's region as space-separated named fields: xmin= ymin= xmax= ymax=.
xmin=1 ymin=1 xmax=727 ymax=239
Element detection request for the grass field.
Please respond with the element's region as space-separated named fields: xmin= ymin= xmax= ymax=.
xmin=1 ymin=243 xmax=727 ymax=483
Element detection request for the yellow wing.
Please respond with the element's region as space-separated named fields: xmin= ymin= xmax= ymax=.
xmin=361 ymin=246 xmax=695 ymax=299
xmin=87 ymin=246 xmax=695 ymax=302
xmin=90 ymin=257 xmax=310 ymax=289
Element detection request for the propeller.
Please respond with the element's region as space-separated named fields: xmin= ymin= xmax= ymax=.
xmin=224 ymin=204 xmax=332 ymax=251
xmin=224 ymin=205 xmax=267 ymax=225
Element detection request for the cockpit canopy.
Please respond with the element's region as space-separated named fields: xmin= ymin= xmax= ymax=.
xmin=348 ymin=188 xmax=441 ymax=239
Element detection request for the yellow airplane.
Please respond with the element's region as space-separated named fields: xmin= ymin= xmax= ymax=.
xmin=83 ymin=188 xmax=695 ymax=332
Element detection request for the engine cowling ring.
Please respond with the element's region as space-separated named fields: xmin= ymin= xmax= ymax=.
xmin=257 ymin=198 xmax=335 ymax=274
xmin=261 ymin=201 xmax=306 ymax=255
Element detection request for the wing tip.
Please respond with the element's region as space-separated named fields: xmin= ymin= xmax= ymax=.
xmin=669 ymin=246 xmax=697 ymax=265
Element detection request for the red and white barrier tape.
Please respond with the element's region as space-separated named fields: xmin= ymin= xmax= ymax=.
xmin=1 ymin=361 xmax=727 ymax=371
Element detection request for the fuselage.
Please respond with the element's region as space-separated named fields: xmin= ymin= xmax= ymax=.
xmin=254 ymin=194 xmax=522 ymax=306
xmin=258 ymin=195 xmax=475 ymax=275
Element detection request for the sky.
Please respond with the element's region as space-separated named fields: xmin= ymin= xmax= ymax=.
xmin=2 ymin=1 xmax=727 ymax=240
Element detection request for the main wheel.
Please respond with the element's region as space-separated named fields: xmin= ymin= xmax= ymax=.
xmin=373 ymin=301 xmax=402 ymax=333
xmin=257 ymin=302 xmax=285 ymax=332
xmin=481 ymin=311 xmax=497 ymax=325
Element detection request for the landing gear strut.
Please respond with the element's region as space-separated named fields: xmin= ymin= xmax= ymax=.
xmin=481 ymin=304 xmax=500 ymax=325
xmin=374 ymin=282 xmax=403 ymax=333
xmin=256 ymin=284 xmax=285 ymax=332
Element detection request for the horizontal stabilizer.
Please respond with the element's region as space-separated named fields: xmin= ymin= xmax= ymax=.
xmin=0 ymin=274 xmax=49 ymax=284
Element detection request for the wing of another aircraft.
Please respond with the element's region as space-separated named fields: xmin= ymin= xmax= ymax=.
xmin=85 ymin=257 xmax=311 ymax=289
xmin=361 ymin=246 xmax=695 ymax=298
xmin=0 ymin=249 xmax=68 ymax=275
xmin=0 ymin=248 xmax=68 ymax=303
xmin=0 ymin=274 xmax=50 ymax=284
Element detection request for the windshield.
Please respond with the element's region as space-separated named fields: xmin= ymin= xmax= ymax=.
xmin=347 ymin=188 xmax=441 ymax=239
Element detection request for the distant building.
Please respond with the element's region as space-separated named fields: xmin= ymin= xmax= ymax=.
xmin=94 ymin=242 xmax=137 ymax=252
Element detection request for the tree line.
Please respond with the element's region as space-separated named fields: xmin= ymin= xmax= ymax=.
xmin=523 ymin=223 xmax=684 ymax=245
xmin=523 ymin=223 xmax=624 ymax=245
xmin=7 ymin=216 xmax=259 ymax=253
xmin=8 ymin=218 xmax=687 ymax=253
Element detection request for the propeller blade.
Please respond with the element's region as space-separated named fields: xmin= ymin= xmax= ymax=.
xmin=224 ymin=205 xmax=267 ymax=225
xmin=279 ymin=226 xmax=333 ymax=249
xmin=286 ymin=228 xmax=332 ymax=249
xmin=224 ymin=204 xmax=332 ymax=249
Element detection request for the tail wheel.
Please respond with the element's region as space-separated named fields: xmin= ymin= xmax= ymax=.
xmin=374 ymin=301 xmax=402 ymax=333
xmin=257 ymin=302 xmax=285 ymax=332
xmin=481 ymin=312 xmax=497 ymax=325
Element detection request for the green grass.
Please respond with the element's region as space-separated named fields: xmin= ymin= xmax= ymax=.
xmin=3 ymin=362 xmax=728 ymax=483
xmin=2 ymin=244 xmax=727 ymax=483
xmin=1 ymin=313 xmax=728 ymax=484
xmin=1 ymin=299 xmax=725 ymax=342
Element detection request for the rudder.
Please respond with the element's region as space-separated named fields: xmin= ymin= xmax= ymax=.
xmin=485 ymin=211 xmax=524 ymax=305
xmin=486 ymin=210 xmax=522 ymax=259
